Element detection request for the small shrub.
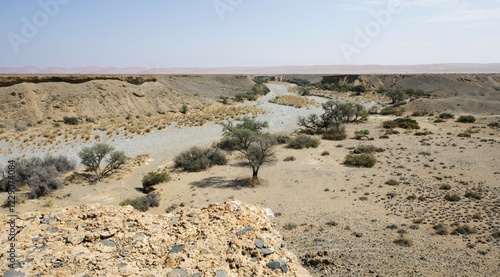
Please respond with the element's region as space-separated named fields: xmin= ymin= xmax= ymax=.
xmin=492 ymin=231 xmax=500 ymax=238
xmin=386 ymin=191 xmax=397 ymax=199
xmin=439 ymin=113 xmax=454 ymax=119
xmin=321 ymin=151 xmax=330 ymax=156
xmin=63 ymin=116 xmax=79 ymax=125
xmin=120 ymin=196 xmax=148 ymax=211
xmin=393 ymin=237 xmax=413 ymax=247
xmin=283 ymin=156 xmax=296 ymax=162
xmin=386 ymin=224 xmax=398 ymax=230
xmin=174 ymin=147 xmax=227 ymax=172
xmin=452 ymin=225 xmax=476 ymax=235
xmin=322 ymin=125 xmax=347 ymax=141
xmin=145 ymin=192 xmax=160 ymax=208
xmin=444 ymin=193 xmax=461 ymax=202
xmin=353 ymin=145 xmax=384 ymax=154
xmin=120 ymin=192 xmax=159 ymax=212
xmin=283 ymin=222 xmax=298 ymax=230
xmin=287 ymin=135 xmax=320 ymax=149
xmin=414 ymin=130 xmax=433 ymax=136
xmin=464 ymin=191 xmax=482 ymax=200
xmin=326 ymin=221 xmax=337 ymax=227
xmin=433 ymin=223 xmax=449 ymax=235
xmin=487 ymin=122 xmax=500 ymax=128
xmin=394 ymin=118 xmax=420 ymax=129
xmin=359 ymin=196 xmax=368 ymax=201
xmin=472 ymin=213 xmax=482 ymax=220
xmin=457 ymin=132 xmax=471 ymax=138
xmin=385 ymin=129 xmax=400 ymax=135
xmin=382 ymin=120 xmax=398 ymax=129
xmin=10 ymin=92 xmax=16 ymax=96
xmin=354 ymin=130 xmax=370 ymax=140
xmin=274 ymin=133 xmax=291 ymax=144
xmin=457 ymin=115 xmax=476 ymax=123
xmin=180 ymin=103 xmax=188 ymax=114
xmin=385 ymin=179 xmax=400 ymax=186
xmin=406 ymin=194 xmax=417 ymax=200
xmin=142 ymin=171 xmax=170 ymax=192
xmin=439 ymin=184 xmax=452 ymax=190
xmin=219 ymin=95 xmax=229 ymax=104
xmin=344 ymin=153 xmax=376 ymax=168
xmin=434 ymin=118 xmax=446 ymax=123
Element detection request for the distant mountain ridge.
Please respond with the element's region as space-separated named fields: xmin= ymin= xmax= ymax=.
xmin=1 ymin=64 xmax=499 ymax=74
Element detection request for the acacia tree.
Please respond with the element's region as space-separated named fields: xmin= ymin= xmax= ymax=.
xmin=221 ymin=117 xmax=277 ymax=180
xmin=78 ymin=143 xmax=127 ymax=179
xmin=386 ymin=90 xmax=406 ymax=104
xmin=298 ymin=100 xmax=368 ymax=134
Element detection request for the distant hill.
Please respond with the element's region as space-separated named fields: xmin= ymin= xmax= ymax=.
xmin=1 ymin=63 xmax=499 ymax=74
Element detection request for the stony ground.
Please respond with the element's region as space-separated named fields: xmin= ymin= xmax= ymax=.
xmin=0 ymin=200 xmax=310 ymax=276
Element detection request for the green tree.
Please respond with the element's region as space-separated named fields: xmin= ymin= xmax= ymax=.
xmin=78 ymin=143 xmax=127 ymax=179
xmin=386 ymin=90 xmax=406 ymax=104
xmin=221 ymin=117 xmax=276 ymax=180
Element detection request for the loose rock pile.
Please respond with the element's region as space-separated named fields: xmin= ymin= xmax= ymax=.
xmin=1 ymin=200 xmax=310 ymax=276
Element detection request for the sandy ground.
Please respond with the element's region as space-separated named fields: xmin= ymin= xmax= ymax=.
xmin=1 ymin=84 xmax=499 ymax=276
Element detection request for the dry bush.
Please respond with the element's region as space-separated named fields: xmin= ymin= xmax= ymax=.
xmin=174 ymin=147 xmax=227 ymax=172
xmin=344 ymin=153 xmax=376 ymax=168
xmin=119 ymin=192 xmax=160 ymax=212
xmin=287 ymin=135 xmax=320 ymax=149
xmin=0 ymin=155 xmax=76 ymax=199
xmin=457 ymin=115 xmax=476 ymax=123
xmin=142 ymin=171 xmax=171 ymax=193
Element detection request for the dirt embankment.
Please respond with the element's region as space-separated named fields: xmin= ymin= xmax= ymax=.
xmin=0 ymin=75 xmax=157 ymax=87
xmin=0 ymin=75 xmax=256 ymax=129
xmin=321 ymin=74 xmax=500 ymax=114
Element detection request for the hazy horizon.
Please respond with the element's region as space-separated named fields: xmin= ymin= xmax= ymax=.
xmin=1 ymin=0 xmax=500 ymax=69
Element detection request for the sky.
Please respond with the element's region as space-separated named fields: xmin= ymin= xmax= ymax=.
xmin=0 ymin=0 xmax=499 ymax=68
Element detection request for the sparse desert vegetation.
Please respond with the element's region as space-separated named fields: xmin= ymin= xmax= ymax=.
xmin=1 ymin=76 xmax=499 ymax=277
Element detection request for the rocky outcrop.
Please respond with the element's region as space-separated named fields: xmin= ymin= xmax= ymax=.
xmin=1 ymin=200 xmax=310 ymax=276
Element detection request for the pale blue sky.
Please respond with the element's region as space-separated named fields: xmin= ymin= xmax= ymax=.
xmin=1 ymin=0 xmax=499 ymax=67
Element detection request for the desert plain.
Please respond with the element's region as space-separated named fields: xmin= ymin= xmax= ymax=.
xmin=0 ymin=73 xmax=499 ymax=276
